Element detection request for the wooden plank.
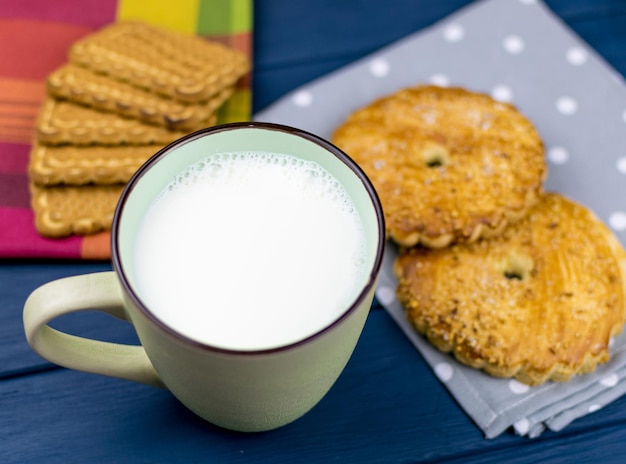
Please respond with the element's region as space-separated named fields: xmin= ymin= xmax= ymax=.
xmin=0 ymin=310 xmax=503 ymax=463
xmin=0 ymin=261 xmax=129 ymax=378
xmin=3 ymin=310 xmax=626 ymax=462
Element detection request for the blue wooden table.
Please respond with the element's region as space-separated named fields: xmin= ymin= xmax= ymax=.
xmin=3 ymin=1 xmax=626 ymax=462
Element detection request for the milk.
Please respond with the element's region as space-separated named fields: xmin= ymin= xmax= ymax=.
xmin=133 ymin=151 xmax=367 ymax=351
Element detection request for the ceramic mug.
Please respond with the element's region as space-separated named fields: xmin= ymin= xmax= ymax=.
xmin=23 ymin=122 xmax=385 ymax=432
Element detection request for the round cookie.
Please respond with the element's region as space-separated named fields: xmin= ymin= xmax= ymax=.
xmin=332 ymin=85 xmax=546 ymax=248
xmin=394 ymin=193 xmax=626 ymax=386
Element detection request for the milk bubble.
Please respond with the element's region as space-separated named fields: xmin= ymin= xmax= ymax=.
xmin=134 ymin=151 xmax=368 ymax=351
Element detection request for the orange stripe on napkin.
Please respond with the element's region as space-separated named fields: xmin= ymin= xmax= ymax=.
xmin=0 ymin=19 xmax=93 ymax=80
xmin=0 ymin=128 xmax=34 ymax=144
xmin=0 ymin=108 xmax=36 ymax=120
xmin=81 ymin=231 xmax=112 ymax=260
xmin=0 ymin=77 xmax=45 ymax=143
xmin=0 ymin=77 xmax=46 ymax=104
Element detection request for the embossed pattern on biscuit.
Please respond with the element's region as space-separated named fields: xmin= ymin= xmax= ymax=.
xmin=36 ymin=98 xmax=195 ymax=146
xmin=47 ymin=64 xmax=233 ymax=130
xmin=29 ymin=142 xmax=160 ymax=186
xmin=69 ymin=21 xmax=249 ymax=103
xmin=30 ymin=183 xmax=124 ymax=237
xmin=394 ymin=193 xmax=626 ymax=386
xmin=332 ymin=85 xmax=547 ymax=248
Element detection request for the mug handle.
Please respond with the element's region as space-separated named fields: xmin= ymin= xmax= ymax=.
xmin=23 ymin=271 xmax=165 ymax=388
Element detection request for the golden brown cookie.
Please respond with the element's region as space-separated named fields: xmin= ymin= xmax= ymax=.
xmin=69 ymin=20 xmax=250 ymax=103
xmin=332 ymin=85 xmax=546 ymax=248
xmin=30 ymin=183 xmax=125 ymax=238
xmin=36 ymin=97 xmax=200 ymax=145
xmin=29 ymin=141 xmax=160 ymax=186
xmin=47 ymin=64 xmax=233 ymax=130
xmin=394 ymin=193 xmax=626 ymax=385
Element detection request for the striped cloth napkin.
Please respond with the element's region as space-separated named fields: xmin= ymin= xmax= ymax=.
xmin=0 ymin=0 xmax=252 ymax=259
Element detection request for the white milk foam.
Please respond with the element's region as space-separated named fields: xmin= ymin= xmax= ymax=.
xmin=134 ymin=151 xmax=367 ymax=350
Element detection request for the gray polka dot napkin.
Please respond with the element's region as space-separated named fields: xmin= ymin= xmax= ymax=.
xmin=254 ymin=0 xmax=626 ymax=438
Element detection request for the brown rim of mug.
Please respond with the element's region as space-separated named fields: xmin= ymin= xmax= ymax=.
xmin=111 ymin=121 xmax=386 ymax=355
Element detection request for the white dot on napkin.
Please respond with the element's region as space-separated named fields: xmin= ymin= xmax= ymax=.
xmin=548 ymin=146 xmax=569 ymax=164
xmin=443 ymin=23 xmax=465 ymax=42
xmin=375 ymin=286 xmax=396 ymax=306
xmin=566 ymin=46 xmax=588 ymax=66
xmin=609 ymin=212 xmax=626 ymax=231
xmin=292 ymin=90 xmax=313 ymax=107
xmin=434 ymin=362 xmax=454 ymax=382
xmin=513 ymin=417 xmax=530 ymax=435
xmin=491 ymin=85 xmax=513 ymax=102
xmin=588 ymin=404 xmax=603 ymax=413
xmin=519 ymin=0 xmax=537 ymax=4
xmin=600 ymin=373 xmax=619 ymax=388
xmin=503 ymin=35 xmax=525 ymax=54
xmin=369 ymin=58 xmax=390 ymax=78
xmin=429 ymin=74 xmax=450 ymax=87
xmin=508 ymin=379 xmax=530 ymax=394
xmin=617 ymin=157 xmax=626 ymax=174
xmin=556 ymin=96 xmax=578 ymax=115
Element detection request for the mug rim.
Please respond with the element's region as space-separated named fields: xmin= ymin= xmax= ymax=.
xmin=111 ymin=121 xmax=385 ymax=356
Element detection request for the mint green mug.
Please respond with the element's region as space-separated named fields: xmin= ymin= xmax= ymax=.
xmin=23 ymin=123 xmax=385 ymax=432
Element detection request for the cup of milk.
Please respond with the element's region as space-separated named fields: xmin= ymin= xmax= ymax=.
xmin=24 ymin=122 xmax=385 ymax=432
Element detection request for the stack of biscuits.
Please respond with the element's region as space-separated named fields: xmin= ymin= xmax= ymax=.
xmin=332 ymin=85 xmax=626 ymax=385
xmin=29 ymin=21 xmax=249 ymax=238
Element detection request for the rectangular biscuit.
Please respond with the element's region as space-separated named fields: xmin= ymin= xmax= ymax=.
xmin=36 ymin=97 xmax=205 ymax=146
xmin=47 ymin=64 xmax=233 ymax=131
xmin=29 ymin=141 xmax=162 ymax=186
xmin=69 ymin=20 xmax=250 ymax=103
xmin=30 ymin=183 xmax=124 ymax=238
